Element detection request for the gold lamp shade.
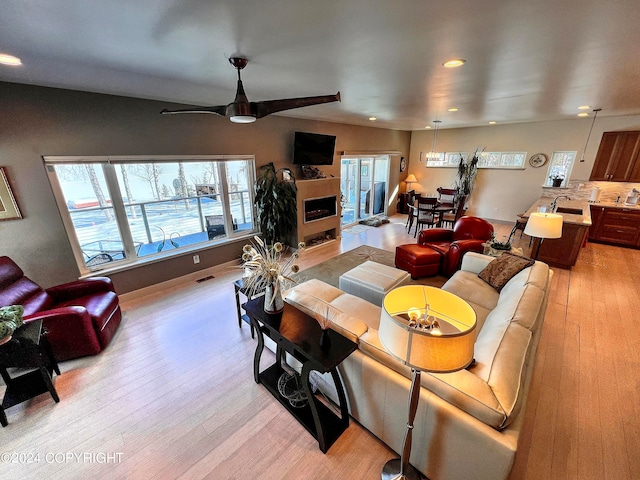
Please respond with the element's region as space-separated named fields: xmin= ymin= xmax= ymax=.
xmin=379 ymin=285 xmax=476 ymax=373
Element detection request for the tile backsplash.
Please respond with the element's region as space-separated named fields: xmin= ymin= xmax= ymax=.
xmin=542 ymin=180 xmax=640 ymax=203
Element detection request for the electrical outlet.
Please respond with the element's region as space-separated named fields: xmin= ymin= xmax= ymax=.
xmin=193 ymin=254 xmax=200 ymax=264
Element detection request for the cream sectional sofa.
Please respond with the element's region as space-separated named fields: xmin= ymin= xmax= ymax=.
xmin=283 ymin=252 xmax=552 ymax=480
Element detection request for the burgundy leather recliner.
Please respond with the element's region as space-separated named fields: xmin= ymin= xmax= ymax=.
xmin=0 ymin=256 xmax=122 ymax=361
xmin=396 ymin=216 xmax=494 ymax=278
xmin=420 ymin=216 xmax=494 ymax=277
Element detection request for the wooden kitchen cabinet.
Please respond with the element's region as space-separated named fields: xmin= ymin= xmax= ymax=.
xmin=590 ymin=131 xmax=640 ymax=182
xmin=589 ymin=206 xmax=640 ymax=247
xmin=588 ymin=205 xmax=605 ymax=240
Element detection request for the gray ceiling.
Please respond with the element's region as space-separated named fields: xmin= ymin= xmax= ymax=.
xmin=1 ymin=0 xmax=639 ymax=131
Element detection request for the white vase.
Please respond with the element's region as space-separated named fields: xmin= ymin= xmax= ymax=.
xmin=264 ymin=281 xmax=284 ymax=313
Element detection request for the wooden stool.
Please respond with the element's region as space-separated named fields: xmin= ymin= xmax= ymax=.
xmin=509 ymin=214 xmax=532 ymax=246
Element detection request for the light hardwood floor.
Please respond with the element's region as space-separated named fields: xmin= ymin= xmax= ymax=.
xmin=2 ymin=215 xmax=638 ymax=480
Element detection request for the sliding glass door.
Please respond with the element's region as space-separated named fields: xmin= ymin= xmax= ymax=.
xmin=340 ymin=155 xmax=390 ymax=226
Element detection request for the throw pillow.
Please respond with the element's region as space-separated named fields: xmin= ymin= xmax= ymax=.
xmin=478 ymin=253 xmax=535 ymax=292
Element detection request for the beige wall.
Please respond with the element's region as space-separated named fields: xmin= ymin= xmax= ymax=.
xmin=408 ymin=115 xmax=640 ymax=222
xmin=0 ymin=82 xmax=410 ymax=293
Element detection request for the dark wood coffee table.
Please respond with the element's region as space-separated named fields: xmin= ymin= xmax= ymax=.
xmin=244 ymin=296 xmax=357 ymax=453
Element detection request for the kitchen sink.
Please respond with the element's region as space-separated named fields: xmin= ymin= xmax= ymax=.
xmin=555 ymin=207 xmax=583 ymax=215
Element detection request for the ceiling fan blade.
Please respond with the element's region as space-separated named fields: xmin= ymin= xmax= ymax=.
xmin=160 ymin=105 xmax=228 ymax=116
xmin=253 ymin=92 xmax=341 ymax=118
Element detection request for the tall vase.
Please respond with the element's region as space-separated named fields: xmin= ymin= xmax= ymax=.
xmin=264 ymin=281 xmax=284 ymax=314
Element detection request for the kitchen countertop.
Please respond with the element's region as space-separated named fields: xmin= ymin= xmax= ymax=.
xmin=523 ymin=198 xmax=592 ymax=226
xmin=587 ymin=201 xmax=640 ymax=211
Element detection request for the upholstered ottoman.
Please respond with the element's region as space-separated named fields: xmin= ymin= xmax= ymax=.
xmin=338 ymin=261 xmax=411 ymax=306
xmin=394 ymin=244 xmax=442 ymax=279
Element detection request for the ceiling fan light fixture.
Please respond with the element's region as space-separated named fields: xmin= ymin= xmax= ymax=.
xmin=160 ymin=56 xmax=340 ymax=122
xmin=230 ymin=115 xmax=256 ymax=123
xmin=0 ymin=53 xmax=22 ymax=66
xmin=443 ymin=59 xmax=466 ymax=68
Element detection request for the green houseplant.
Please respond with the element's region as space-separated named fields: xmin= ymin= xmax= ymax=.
xmin=255 ymin=162 xmax=298 ymax=246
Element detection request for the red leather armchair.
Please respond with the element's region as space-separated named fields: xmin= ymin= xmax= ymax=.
xmin=419 ymin=216 xmax=494 ymax=277
xmin=0 ymin=256 xmax=122 ymax=361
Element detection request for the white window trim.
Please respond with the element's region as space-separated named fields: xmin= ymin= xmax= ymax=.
xmin=44 ymin=155 xmax=257 ymax=276
xmin=544 ymin=151 xmax=577 ymax=187
xmin=423 ymin=151 xmax=526 ymax=169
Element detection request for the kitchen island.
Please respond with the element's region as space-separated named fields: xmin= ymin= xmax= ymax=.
xmin=522 ymin=198 xmax=592 ymax=268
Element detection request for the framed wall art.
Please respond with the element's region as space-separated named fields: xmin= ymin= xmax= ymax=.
xmin=0 ymin=167 xmax=22 ymax=221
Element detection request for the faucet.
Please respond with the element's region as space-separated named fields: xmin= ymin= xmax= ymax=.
xmin=550 ymin=195 xmax=571 ymax=212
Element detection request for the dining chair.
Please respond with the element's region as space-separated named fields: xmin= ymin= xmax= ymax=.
xmin=435 ymin=187 xmax=457 ymax=228
xmin=413 ymin=197 xmax=440 ymax=236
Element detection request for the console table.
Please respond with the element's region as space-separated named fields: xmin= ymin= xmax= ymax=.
xmin=0 ymin=320 xmax=60 ymax=426
xmin=244 ymin=296 xmax=357 ymax=453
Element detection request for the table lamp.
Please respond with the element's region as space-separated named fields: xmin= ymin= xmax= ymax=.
xmin=378 ymin=285 xmax=476 ymax=480
xmin=524 ymin=212 xmax=563 ymax=260
xmin=405 ymin=174 xmax=417 ymax=193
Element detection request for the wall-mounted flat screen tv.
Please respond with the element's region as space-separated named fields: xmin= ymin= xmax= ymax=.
xmin=292 ymin=131 xmax=336 ymax=165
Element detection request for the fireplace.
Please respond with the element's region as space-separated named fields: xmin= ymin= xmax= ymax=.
xmin=303 ymin=195 xmax=337 ymax=223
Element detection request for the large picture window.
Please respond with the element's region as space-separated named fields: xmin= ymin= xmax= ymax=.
xmin=45 ymin=155 xmax=256 ymax=274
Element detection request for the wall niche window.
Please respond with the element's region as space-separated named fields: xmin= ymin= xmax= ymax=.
xmin=423 ymin=151 xmax=526 ymax=169
xmin=44 ymin=155 xmax=256 ymax=274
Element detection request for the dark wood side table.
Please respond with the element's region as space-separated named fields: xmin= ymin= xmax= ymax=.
xmin=244 ymin=296 xmax=357 ymax=453
xmin=0 ymin=320 xmax=60 ymax=427
xmin=233 ymin=278 xmax=267 ymax=339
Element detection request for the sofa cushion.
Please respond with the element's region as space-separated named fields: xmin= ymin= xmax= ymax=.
xmin=441 ymin=271 xmax=499 ymax=333
xmin=0 ymin=277 xmax=53 ymax=315
xmin=478 ymin=253 xmax=534 ymax=291
xmin=284 ymin=279 xmax=379 ymax=340
xmin=359 ymin=327 xmax=509 ymax=428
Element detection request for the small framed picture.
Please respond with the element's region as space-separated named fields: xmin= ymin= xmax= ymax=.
xmin=0 ymin=167 xmax=21 ymax=221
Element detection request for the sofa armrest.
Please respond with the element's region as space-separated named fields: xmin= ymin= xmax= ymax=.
xmin=24 ymin=306 xmax=102 ymax=361
xmin=45 ymin=277 xmax=116 ymax=301
xmin=460 ymin=252 xmax=496 ymax=274
xmin=418 ymin=228 xmax=453 ymax=245
xmin=441 ymin=239 xmax=488 ymax=277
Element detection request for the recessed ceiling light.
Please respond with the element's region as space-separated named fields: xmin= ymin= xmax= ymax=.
xmin=448 ymin=108 xmax=459 ymax=112
xmin=577 ymin=112 xmax=589 ymax=117
xmin=489 ymin=121 xmax=497 ymax=125
xmin=578 ymin=105 xmax=591 ymax=110
xmin=0 ymin=53 xmax=22 ymax=66
xmin=443 ymin=59 xmax=467 ymax=68
xmin=369 ymin=116 xmax=377 ymax=121
xmin=425 ymin=126 xmax=432 ymax=129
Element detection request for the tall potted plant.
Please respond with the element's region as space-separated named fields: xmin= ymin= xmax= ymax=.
xmin=454 ymin=149 xmax=481 ymax=221
xmin=254 ymin=162 xmax=298 ymax=245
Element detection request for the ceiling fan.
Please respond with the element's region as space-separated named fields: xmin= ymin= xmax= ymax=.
xmin=160 ymin=56 xmax=341 ymax=123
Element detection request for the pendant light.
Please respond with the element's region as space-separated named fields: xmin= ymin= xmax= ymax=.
xmin=425 ymin=120 xmax=442 ymax=161
xmin=579 ymin=108 xmax=601 ymax=162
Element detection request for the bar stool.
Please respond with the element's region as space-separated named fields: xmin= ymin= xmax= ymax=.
xmin=509 ymin=214 xmax=532 ymax=246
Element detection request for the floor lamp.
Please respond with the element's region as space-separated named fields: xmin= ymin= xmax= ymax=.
xmin=378 ymin=285 xmax=477 ymax=480
xmin=523 ymin=212 xmax=563 ymax=259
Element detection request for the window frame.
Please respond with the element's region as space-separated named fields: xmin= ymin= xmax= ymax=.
xmin=423 ymin=151 xmax=526 ymax=169
xmin=544 ymin=151 xmax=577 ymax=187
xmin=44 ymin=155 xmax=257 ymax=275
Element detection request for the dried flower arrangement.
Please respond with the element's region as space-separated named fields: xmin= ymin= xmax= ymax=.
xmin=241 ymin=236 xmax=305 ymax=308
